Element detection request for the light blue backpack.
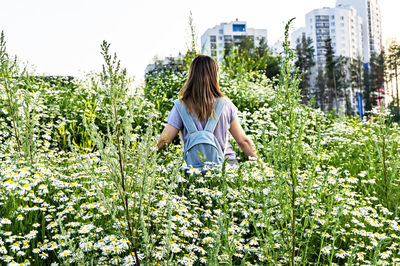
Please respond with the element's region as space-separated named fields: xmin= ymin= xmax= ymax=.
xmin=173 ymin=98 xmax=226 ymax=172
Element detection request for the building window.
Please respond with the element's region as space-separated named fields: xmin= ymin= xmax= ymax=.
xmin=232 ymin=24 xmax=246 ymax=32
xmin=331 ymin=15 xmax=335 ymax=19
xmin=219 ymin=36 xmax=223 ymax=40
xmin=210 ymin=35 xmax=216 ymax=42
xmin=219 ymin=29 xmax=223 ymax=34
xmin=224 ymin=35 xmax=232 ymax=42
xmin=341 ymin=16 xmax=344 ymax=20
xmin=331 ymin=22 xmax=335 ymax=26
xmin=317 ymin=41 xmax=326 ymax=48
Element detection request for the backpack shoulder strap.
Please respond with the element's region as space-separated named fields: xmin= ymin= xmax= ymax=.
xmin=173 ymin=99 xmax=198 ymax=134
xmin=204 ymin=98 xmax=226 ymax=133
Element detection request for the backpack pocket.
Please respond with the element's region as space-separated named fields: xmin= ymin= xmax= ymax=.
xmin=184 ymin=131 xmax=224 ymax=169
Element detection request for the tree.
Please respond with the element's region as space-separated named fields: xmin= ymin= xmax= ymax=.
xmin=350 ymin=56 xmax=364 ymax=115
xmin=255 ymin=37 xmax=281 ymax=78
xmin=314 ymin=67 xmax=326 ymax=111
xmin=370 ymin=51 xmax=385 ymax=106
xmin=363 ymin=63 xmax=372 ymax=113
xmin=362 ymin=52 xmax=386 ymax=113
xmin=294 ymin=35 xmax=315 ymax=104
xmin=324 ymin=37 xmax=350 ymax=113
xmin=350 ymin=57 xmax=363 ymax=93
xmin=335 ymin=56 xmax=351 ymax=115
xmin=222 ymin=36 xmax=280 ymax=79
xmin=325 ymin=37 xmax=337 ymax=111
xmin=386 ymin=41 xmax=400 ymax=118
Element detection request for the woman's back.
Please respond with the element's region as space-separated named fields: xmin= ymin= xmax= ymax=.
xmin=167 ymin=98 xmax=238 ymax=164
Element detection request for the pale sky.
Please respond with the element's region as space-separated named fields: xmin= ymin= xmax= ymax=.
xmin=1 ymin=0 xmax=398 ymax=83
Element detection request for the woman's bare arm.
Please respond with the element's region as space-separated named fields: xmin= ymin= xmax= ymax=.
xmin=157 ymin=124 xmax=179 ymax=151
xmin=229 ymin=119 xmax=257 ymax=158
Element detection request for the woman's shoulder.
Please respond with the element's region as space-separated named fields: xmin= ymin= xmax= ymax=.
xmin=220 ymin=96 xmax=236 ymax=109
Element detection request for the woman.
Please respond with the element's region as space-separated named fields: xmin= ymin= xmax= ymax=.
xmin=157 ymin=55 xmax=256 ymax=165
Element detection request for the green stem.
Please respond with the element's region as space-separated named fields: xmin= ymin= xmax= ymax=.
xmin=115 ymin=106 xmax=141 ymax=265
xmin=4 ymin=77 xmax=23 ymax=154
xmin=380 ymin=122 xmax=389 ymax=208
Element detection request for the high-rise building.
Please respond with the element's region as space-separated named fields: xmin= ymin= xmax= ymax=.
xmin=336 ymin=0 xmax=382 ymax=63
xmin=292 ymin=6 xmax=364 ymax=66
xmin=201 ymin=20 xmax=267 ymax=63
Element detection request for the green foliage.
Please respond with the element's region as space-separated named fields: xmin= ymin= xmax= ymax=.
xmin=222 ymin=36 xmax=280 ymax=79
xmin=144 ymin=68 xmax=186 ymax=121
xmin=321 ymin=107 xmax=400 ymax=210
xmin=0 ymin=28 xmax=400 ymax=266
xmin=294 ymin=34 xmax=315 ymax=104
xmin=220 ymin=72 xmax=274 ymax=113
xmin=84 ymin=41 xmax=160 ymax=264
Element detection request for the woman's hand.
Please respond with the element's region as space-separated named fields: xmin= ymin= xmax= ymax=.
xmin=157 ymin=124 xmax=179 ymax=151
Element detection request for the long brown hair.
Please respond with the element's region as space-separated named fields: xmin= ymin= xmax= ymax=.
xmin=179 ymin=55 xmax=224 ymax=122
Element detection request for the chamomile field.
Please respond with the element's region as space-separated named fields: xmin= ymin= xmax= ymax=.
xmin=0 ymin=27 xmax=399 ymax=266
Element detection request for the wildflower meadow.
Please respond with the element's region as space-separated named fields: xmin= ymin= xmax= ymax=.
xmin=0 ymin=22 xmax=399 ymax=266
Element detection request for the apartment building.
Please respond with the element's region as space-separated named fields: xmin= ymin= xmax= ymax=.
xmin=292 ymin=6 xmax=363 ymax=65
xmin=336 ymin=0 xmax=382 ymax=62
xmin=201 ymin=20 xmax=267 ymax=63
